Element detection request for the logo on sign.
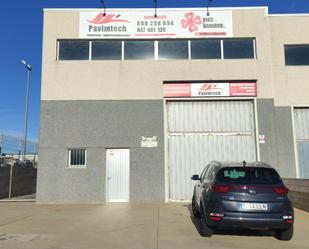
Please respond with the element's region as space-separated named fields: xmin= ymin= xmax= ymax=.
xmin=199 ymin=84 xmax=222 ymax=91
xmin=88 ymin=13 xmax=130 ymax=24
xmin=197 ymin=83 xmax=223 ymax=96
xmin=181 ymin=12 xmax=202 ymax=32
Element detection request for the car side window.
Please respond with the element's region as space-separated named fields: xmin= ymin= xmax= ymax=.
xmin=205 ymin=166 xmax=214 ymax=182
xmin=201 ymin=165 xmax=212 ymax=182
xmin=200 ymin=165 xmax=209 ymax=180
xmin=208 ymin=168 xmax=216 ymax=182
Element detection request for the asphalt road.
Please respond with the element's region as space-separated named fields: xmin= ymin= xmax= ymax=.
xmin=0 ymin=202 xmax=308 ymax=249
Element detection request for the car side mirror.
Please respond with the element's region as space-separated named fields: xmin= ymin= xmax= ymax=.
xmin=191 ymin=174 xmax=200 ymax=181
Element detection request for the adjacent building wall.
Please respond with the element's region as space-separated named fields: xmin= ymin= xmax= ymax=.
xmin=284 ymin=178 xmax=309 ymax=212
xmin=275 ymin=107 xmax=297 ymax=178
xmin=269 ymin=15 xmax=309 ymax=106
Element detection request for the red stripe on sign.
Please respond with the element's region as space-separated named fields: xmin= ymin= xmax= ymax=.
xmin=135 ymin=33 xmax=177 ymax=36
xmin=164 ymin=84 xmax=191 ymax=97
xmin=229 ymin=82 xmax=257 ymax=96
xmin=196 ymin=32 xmax=227 ymax=36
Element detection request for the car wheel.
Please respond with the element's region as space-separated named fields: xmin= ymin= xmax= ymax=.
xmin=199 ymin=203 xmax=213 ymax=237
xmin=275 ymin=225 xmax=293 ymax=241
xmin=192 ymin=196 xmax=200 ymax=218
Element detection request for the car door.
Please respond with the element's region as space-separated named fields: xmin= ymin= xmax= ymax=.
xmin=195 ymin=165 xmax=210 ymax=206
xmin=200 ymin=165 xmax=215 ymax=203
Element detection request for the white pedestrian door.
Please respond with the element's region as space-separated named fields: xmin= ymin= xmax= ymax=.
xmin=106 ymin=149 xmax=130 ymax=202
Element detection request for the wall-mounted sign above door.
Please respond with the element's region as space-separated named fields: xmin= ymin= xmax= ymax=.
xmin=163 ymin=82 xmax=257 ymax=98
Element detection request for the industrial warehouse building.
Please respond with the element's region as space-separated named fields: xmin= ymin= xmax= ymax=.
xmin=37 ymin=6 xmax=309 ymax=203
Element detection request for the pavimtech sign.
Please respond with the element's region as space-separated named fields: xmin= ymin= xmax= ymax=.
xmin=164 ymin=82 xmax=257 ymax=98
xmin=79 ymin=9 xmax=233 ymax=39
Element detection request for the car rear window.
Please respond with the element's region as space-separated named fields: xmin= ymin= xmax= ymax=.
xmin=216 ymin=167 xmax=282 ymax=184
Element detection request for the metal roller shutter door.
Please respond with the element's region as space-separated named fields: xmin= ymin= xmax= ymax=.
xmin=167 ymin=100 xmax=256 ymax=201
xmin=294 ymin=108 xmax=309 ymax=178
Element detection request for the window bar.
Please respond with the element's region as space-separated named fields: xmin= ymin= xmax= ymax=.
xmin=81 ymin=149 xmax=84 ymax=166
xmin=56 ymin=41 xmax=60 ymax=61
xmin=75 ymin=149 xmax=77 ymax=166
xmin=121 ymin=41 xmax=125 ymax=61
xmin=253 ymin=39 xmax=257 ymax=59
xmin=72 ymin=149 xmax=75 ymax=166
xmin=89 ymin=41 xmax=92 ymax=61
xmin=78 ymin=149 xmax=80 ymax=166
xmin=79 ymin=149 xmax=82 ymax=166
xmin=80 ymin=149 xmax=83 ymax=166
xmin=81 ymin=149 xmax=83 ymax=166
xmin=154 ymin=40 xmax=158 ymax=60
xmin=68 ymin=149 xmax=71 ymax=166
xmin=72 ymin=150 xmax=74 ymax=166
xmin=188 ymin=40 xmax=191 ymax=60
xmin=220 ymin=39 xmax=224 ymax=59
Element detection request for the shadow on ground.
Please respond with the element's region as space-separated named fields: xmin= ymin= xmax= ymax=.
xmin=183 ymin=204 xmax=276 ymax=238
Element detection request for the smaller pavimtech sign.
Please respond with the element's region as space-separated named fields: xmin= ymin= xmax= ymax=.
xmin=164 ymin=82 xmax=257 ymax=98
xmin=79 ymin=9 xmax=233 ymax=39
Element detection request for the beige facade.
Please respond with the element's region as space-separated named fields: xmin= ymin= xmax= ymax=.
xmin=269 ymin=15 xmax=309 ymax=106
xmin=41 ymin=7 xmax=309 ymax=105
xmin=38 ymin=7 xmax=309 ymax=203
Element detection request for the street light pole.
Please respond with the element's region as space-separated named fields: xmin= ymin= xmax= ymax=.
xmin=21 ymin=60 xmax=32 ymax=162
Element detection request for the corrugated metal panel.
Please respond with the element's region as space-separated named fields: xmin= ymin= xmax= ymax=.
xmin=294 ymin=108 xmax=309 ymax=179
xmin=297 ymin=141 xmax=309 ymax=179
xmin=167 ymin=101 xmax=256 ymax=201
xmin=106 ymin=149 xmax=130 ymax=202
xmin=167 ymin=101 xmax=254 ymax=132
xmin=294 ymin=108 xmax=309 ymax=139
xmin=168 ymin=134 xmax=256 ymax=200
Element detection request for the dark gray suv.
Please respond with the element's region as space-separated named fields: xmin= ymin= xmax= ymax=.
xmin=191 ymin=161 xmax=293 ymax=240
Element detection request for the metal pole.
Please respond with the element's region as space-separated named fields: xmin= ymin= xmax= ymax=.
xmin=8 ymin=164 xmax=13 ymax=198
xmin=23 ymin=69 xmax=30 ymax=161
xmin=0 ymin=134 xmax=3 ymax=155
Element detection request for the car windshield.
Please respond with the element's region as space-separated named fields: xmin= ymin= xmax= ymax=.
xmin=216 ymin=167 xmax=282 ymax=184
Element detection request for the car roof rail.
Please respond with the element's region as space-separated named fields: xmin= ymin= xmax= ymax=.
xmin=210 ymin=161 xmax=222 ymax=166
xmin=253 ymin=161 xmax=272 ymax=168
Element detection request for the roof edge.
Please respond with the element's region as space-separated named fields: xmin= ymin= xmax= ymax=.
xmin=43 ymin=6 xmax=269 ymax=13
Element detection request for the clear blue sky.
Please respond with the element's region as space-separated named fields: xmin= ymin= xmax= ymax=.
xmin=0 ymin=0 xmax=308 ymax=142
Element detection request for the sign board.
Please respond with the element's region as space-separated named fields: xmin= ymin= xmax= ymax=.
xmin=141 ymin=136 xmax=158 ymax=148
xmin=164 ymin=82 xmax=257 ymax=98
xmin=259 ymin=135 xmax=266 ymax=144
xmin=79 ymin=9 xmax=233 ymax=39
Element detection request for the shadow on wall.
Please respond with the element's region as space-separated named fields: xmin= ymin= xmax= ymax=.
xmin=0 ymin=165 xmax=37 ymax=199
xmin=284 ymin=178 xmax=309 ymax=212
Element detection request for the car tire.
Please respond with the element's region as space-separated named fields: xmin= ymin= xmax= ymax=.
xmin=199 ymin=203 xmax=213 ymax=237
xmin=192 ymin=196 xmax=200 ymax=218
xmin=275 ymin=225 xmax=293 ymax=241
